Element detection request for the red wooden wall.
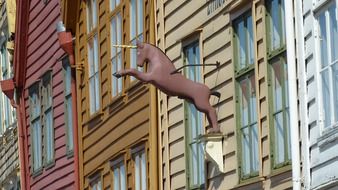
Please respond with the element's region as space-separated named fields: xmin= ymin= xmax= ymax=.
xmin=21 ymin=0 xmax=75 ymax=189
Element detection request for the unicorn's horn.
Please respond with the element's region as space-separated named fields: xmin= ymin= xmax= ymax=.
xmin=112 ymin=44 xmax=137 ymax=49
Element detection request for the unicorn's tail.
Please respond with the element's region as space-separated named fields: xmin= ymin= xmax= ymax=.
xmin=210 ymin=91 xmax=221 ymax=99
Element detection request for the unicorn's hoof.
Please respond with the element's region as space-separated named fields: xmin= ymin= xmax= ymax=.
xmin=207 ymin=127 xmax=221 ymax=134
xmin=113 ymin=72 xmax=122 ymax=78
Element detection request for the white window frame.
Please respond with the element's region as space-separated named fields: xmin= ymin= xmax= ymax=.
xmin=111 ymin=157 xmax=126 ymax=190
xmin=314 ymin=1 xmax=338 ymax=133
xmin=88 ymin=34 xmax=101 ymax=115
xmin=132 ymin=146 xmax=147 ymax=190
xmin=110 ymin=10 xmax=123 ymax=97
xmin=129 ymin=0 xmax=144 ymax=81
xmin=63 ymin=57 xmax=74 ymax=155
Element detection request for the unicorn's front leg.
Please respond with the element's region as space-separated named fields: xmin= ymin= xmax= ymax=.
xmin=113 ymin=69 xmax=152 ymax=83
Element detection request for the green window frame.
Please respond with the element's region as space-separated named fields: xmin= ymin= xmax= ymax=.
xmin=42 ymin=71 xmax=54 ymax=167
xmin=266 ymin=0 xmax=291 ymax=169
xmin=29 ymin=82 xmax=43 ymax=175
xmin=63 ymin=57 xmax=74 ymax=156
xmin=233 ymin=11 xmax=259 ymax=180
xmin=183 ymin=41 xmax=205 ymax=190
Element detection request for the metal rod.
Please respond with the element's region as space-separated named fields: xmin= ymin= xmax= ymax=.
xmin=112 ymin=44 xmax=137 ymax=49
xmin=170 ymin=61 xmax=220 ymax=75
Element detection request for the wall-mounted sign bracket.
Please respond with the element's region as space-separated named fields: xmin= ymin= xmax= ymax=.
xmin=196 ymin=133 xmax=225 ymax=173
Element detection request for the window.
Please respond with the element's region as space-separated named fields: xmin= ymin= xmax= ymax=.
xmin=183 ymin=42 xmax=205 ymax=189
xmin=110 ymin=2 xmax=123 ymax=97
xmin=266 ymin=0 xmax=291 ymax=168
xmin=90 ymin=174 xmax=102 ymax=190
xmin=133 ymin=148 xmax=147 ymax=190
xmin=266 ymin=0 xmax=285 ymax=54
xmin=87 ymin=0 xmax=98 ymax=33
xmin=0 ymin=45 xmax=16 ymax=131
xmin=87 ymin=0 xmax=100 ymax=115
xmin=317 ymin=2 xmax=338 ymax=129
xmin=63 ymin=57 xmax=74 ymax=154
xmin=129 ymin=0 xmax=144 ymax=81
xmin=233 ymin=11 xmax=259 ymax=179
xmin=111 ymin=157 xmax=126 ymax=190
xmin=29 ymin=83 xmax=42 ymax=173
xmin=42 ymin=72 xmax=54 ymax=165
xmin=88 ymin=35 xmax=100 ymax=115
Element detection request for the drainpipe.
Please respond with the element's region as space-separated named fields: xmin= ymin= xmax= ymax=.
xmin=284 ymin=1 xmax=301 ymax=190
xmin=56 ymin=21 xmax=80 ymax=190
xmin=294 ymin=0 xmax=310 ymax=189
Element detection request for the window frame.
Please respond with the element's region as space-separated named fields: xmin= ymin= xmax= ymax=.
xmin=41 ymin=71 xmax=55 ymax=168
xmin=62 ymin=57 xmax=74 ymax=157
xmin=86 ymin=0 xmax=101 ymax=117
xmin=233 ymin=10 xmax=260 ymax=180
xmin=109 ymin=0 xmax=124 ymax=99
xmin=314 ymin=1 xmax=338 ymax=133
xmin=89 ymin=172 xmax=103 ymax=190
xmin=29 ymin=82 xmax=43 ymax=176
xmin=132 ymin=145 xmax=148 ymax=190
xmin=265 ymin=0 xmax=291 ymax=170
xmin=129 ymin=0 xmax=144 ymax=82
xmin=182 ymin=40 xmax=206 ymax=190
xmin=110 ymin=156 xmax=127 ymax=190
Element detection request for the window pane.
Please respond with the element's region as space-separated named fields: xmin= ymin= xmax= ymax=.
xmin=334 ymin=63 xmax=338 ymax=123
xmin=95 ymin=73 xmax=100 ymax=112
xmin=274 ymin=112 xmax=285 ymax=165
xmin=272 ymin=61 xmax=283 ymax=112
xmin=241 ymin=126 xmax=250 ymax=175
xmin=92 ymin=0 xmax=97 ymax=28
xmin=66 ymin=97 xmax=74 ymax=151
xmin=251 ymin=124 xmax=259 ymax=172
xmin=114 ymin=168 xmax=120 ymax=190
xmin=239 ymin=79 xmax=249 ymax=126
xmin=270 ymin=0 xmax=281 ymax=50
xmin=319 ymin=12 xmax=328 ymax=68
xmin=237 ymin=20 xmax=246 ymax=69
xmin=117 ymin=53 xmax=122 ymax=93
xmin=89 ymin=77 xmax=95 ymax=114
xmin=94 ymin=35 xmax=99 ymax=73
xmin=120 ymin=164 xmax=126 ymax=190
xmin=249 ymin=75 xmax=257 ymax=122
xmin=117 ymin=13 xmax=122 ymax=50
xmin=130 ymin=0 xmax=136 ymax=39
xmin=137 ymin=0 xmax=143 ymax=35
xmin=45 ymin=110 xmax=54 ymax=162
xmin=141 ymin=152 xmax=146 ymax=190
xmin=247 ymin=15 xmax=255 ymax=66
xmin=111 ymin=18 xmax=117 ymax=57
xmin=329 ymin=5 xmax=338 ymax=62
xmin=322 ymin=69 xmax=331 ymax=127
xmin=135 ymin=154 xmax=140 ymax=190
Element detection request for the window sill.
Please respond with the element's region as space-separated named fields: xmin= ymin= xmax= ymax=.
xmin=235 ymin=175 xmax=263 ymax=189
xmin=84 ymin=111 xmax=104 ymax=126
xmin=267 ymin=47 xmax=286 ymax=60
xmin=313 ymin=0 xmax=332 ymax=13
xmin=44 ymin=160 xmax=55 ymax=170
xmin=107 ymin=93 xmax=126 ymax=113
xmin=318 ymin=123 xmax=338 ymax=149
xmin=32 ymin=167 xmax=43 ymax=178
xmin=66 ymin=149 xmax=74 ymax=159
xmin=269 ymin=164 xmax=292 ymax=177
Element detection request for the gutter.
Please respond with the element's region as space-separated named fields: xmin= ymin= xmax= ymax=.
xmin=57 ymin=21 xmax=80 ymax=190
xmin=284 ymin=0 xmax=301 ymax=189
xmin=294 ymin=0 xmax=311 ymax=188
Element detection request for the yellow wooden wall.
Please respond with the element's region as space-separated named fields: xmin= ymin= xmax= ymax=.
xmin=74 ymin=0 xmax=157 ymax=189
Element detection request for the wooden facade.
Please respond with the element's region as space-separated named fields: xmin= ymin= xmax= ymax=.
xmin=0 ymin=0 xmax=20 ymax=189
xmin=73 ymin=0 xmax=158 ymax=189
xmin=300 ymin=0 xmax=338 ymax=189
xmin=156 ymin=0 xmax=292 ymax=189
xmin=13 ymin=0 xmax=78 ymax=189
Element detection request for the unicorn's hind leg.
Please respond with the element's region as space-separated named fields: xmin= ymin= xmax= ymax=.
xmin=193 ymin=89 xmax=220 ymax=133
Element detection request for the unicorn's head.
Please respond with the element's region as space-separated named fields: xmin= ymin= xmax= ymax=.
xmin=136 ymin=41 xmax=147 ymax=67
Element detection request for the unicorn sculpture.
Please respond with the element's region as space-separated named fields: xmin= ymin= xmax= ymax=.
xmin=113 ymin=41 xmax=220 ymax=133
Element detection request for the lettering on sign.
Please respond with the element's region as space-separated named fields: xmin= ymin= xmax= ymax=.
xmin=207 ymin=0 xmax=225 ymax=15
